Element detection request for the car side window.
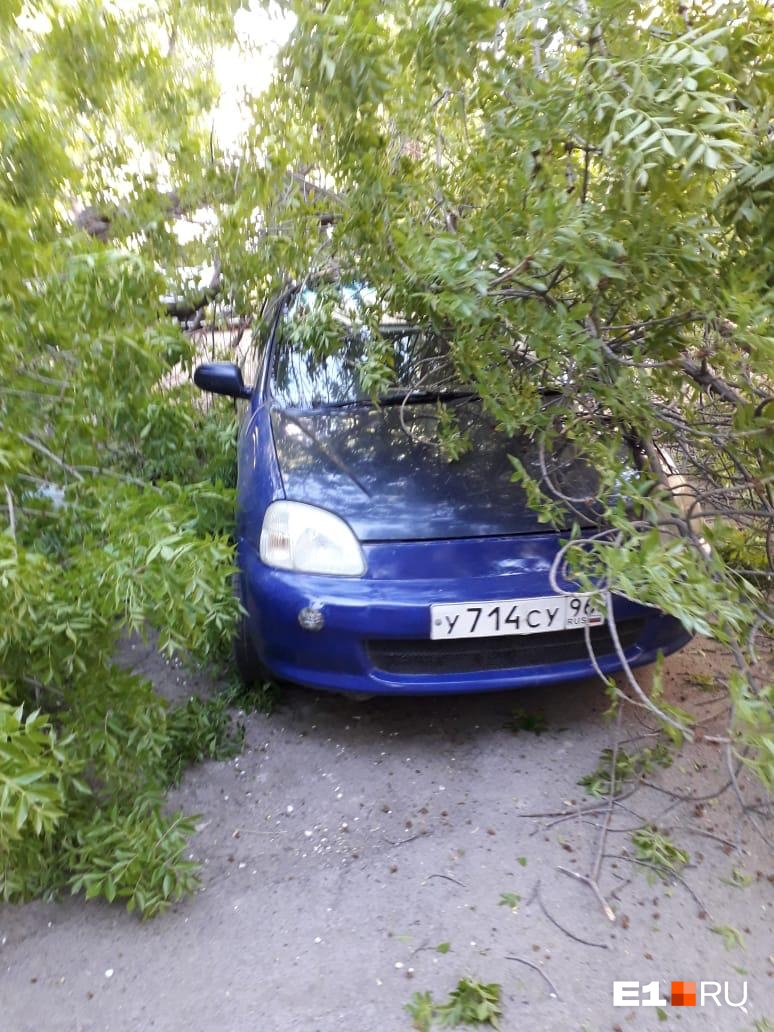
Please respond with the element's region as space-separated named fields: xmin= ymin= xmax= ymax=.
xmin=238 ymin=297 xmax=284 ymax=395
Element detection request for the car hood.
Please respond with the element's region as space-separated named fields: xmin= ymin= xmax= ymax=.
xmin=270 ymin=401 xmax=601 ymax=542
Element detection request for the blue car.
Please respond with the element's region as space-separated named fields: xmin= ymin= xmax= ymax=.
xmin=194 ymin=287 xmax=691 ymax=695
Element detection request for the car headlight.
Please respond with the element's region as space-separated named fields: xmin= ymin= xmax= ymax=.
xmin=259 ymin=500 xmax=366 ymax=576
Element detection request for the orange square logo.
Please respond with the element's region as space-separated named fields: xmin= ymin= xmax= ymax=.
xmin=671 ymin=981 xmax=697 ymax=1006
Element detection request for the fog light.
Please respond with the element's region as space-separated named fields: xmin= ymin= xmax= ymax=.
xmin=298 ymin=605 xmax=325 ymax=631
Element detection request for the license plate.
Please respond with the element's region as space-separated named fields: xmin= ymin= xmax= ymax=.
xmin=430 ymin=594 xmax=603 ymax=640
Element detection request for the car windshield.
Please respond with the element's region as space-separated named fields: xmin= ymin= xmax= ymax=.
xmin=271 ymin=285 xmax=465 ymax=409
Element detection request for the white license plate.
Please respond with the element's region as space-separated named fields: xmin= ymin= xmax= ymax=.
xmin=430 ymin=594 xmax=603 ymax=640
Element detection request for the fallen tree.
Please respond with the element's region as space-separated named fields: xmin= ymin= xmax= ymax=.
xmin=223 ymin=0 xmax=772 ymax=787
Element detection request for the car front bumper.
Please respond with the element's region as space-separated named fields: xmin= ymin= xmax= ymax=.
xmin=238 ymin=533 xmax=692 ymax=696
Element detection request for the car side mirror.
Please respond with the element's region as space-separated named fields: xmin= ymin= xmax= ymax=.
xmin=194 ymin=363 xmax=252 ymax=399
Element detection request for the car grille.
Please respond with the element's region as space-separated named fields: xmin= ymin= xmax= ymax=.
xmin=366 ymin=620 xmax=646 ymax=676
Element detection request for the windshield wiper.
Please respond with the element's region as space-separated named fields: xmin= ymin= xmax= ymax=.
xmin=376 ymin=389 xmax=478 ymax=406
xmin=316 ymin=398 xmax=374 ymax=410
xmin=313 ymin=390 xmax=477 ymax=411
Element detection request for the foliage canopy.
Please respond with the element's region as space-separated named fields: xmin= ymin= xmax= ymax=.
xmin=0 ymin=0 xmax=244 ymax=914
xmin=235 ymin=0 xmax=772 ymax=776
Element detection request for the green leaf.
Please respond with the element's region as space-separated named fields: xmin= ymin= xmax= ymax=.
xmin=498 ymin=892 xmax=521 ymax=911
xmin=710 ymin=924 xmax=746 ymax=951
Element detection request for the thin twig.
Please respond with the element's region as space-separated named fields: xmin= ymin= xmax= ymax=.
xmin=426 ymin=873 xmax=465 ymax=888
xmin=519 ymin=784 xmax=638 ymax=820
xmin=681 ymin=826 xmax=740 ymax=850
xmin=4 ymin=485 xmax=16 ymax=541
xmin=548 ymin=708 xmax=624 ymax=925
xmin=591 ymin=705 xmax=624 ymax=884
xmin=556 ymin=865 xmax=616 ymax=923
xmin=383 ymin=833 xmax=425 ymax=848
xmin=638 ymin=776 xmax=734 ymax=804
xmin=505 ymin=955 xmax=560 ymax=999
xmin=608 ymin=876 xmax=634 ymax=901
xmin=532 ymin=880 xmax=609 ymax=949
xmin=17 ymin=432 xmax=84 ymax=482
xmin=602 ymin=853 xmax=711 ymax=917
xmin=726 ymin=744 xmax=773 ymax=848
